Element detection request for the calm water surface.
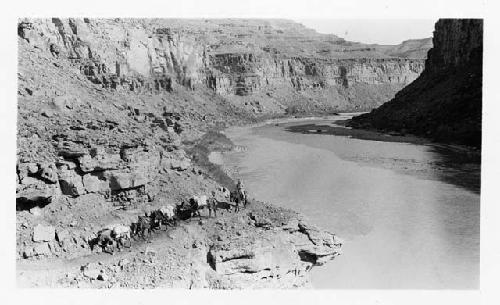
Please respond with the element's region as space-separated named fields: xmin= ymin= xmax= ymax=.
xmin=216 ymin=116 xmax=480 ymax=289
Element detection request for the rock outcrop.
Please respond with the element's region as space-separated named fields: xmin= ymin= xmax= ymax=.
xmin=350 ymin=19 xmax=483 ymax=147
xmin=16 ymin=17 xmax=252 ymax=265
xmin=16 ymin=144 xmax=193 ymax=209
xmin=17 ymin=201 xmax=341 ymax=289
xmin=18 ymin=18 xmax=430 ymax=113
xmin=204 ymin=205 xmax=342 ymax=288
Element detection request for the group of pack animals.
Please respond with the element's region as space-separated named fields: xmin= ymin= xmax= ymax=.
xmin=90 ymin=184 xmax=248 ymax=254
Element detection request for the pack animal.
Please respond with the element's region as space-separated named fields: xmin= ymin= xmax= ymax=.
xmin=230 ymin=189 xmax=247 ymax=212
xmin=131 ymin=214 xmax=152 ymax=240
xmin=216 ymin=200 xmax=233 ymax=213
xmin=95 ymin=228 xmax=116 ymax=254
xmin=103 ymin=224 xmax=132 ymax=249
xmin=159 ymin=204 xmax=177 ymax=226
xmin=151 ymin=205 xmax=177 ymax=230
xmin=189 ymin=195 xmax=208 ymax=218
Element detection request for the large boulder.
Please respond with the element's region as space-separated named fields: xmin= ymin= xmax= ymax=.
xmin=291 ymin=221 xmax=343 ymax=265
xmin=55 ymin=228 xmax=71 ymax=244
xmin=33 ymin=224 xmax=55 ymax=242
xmin=58 ymin=169 xmax=85 ymax=196
xmin=55 ymin=160 xmax=77 ymax=171
xmin=122 ymin=148 xmax=162 ymax=180
xmin=16 ymin=176 xmax=61 ymax=203
xmin=39 ymin=163 xmax=58 ymax=183
xmin=17 ymin=163 xmax=39 ymax=180
xmin=81 ymin=263 xmax=102 ymax=280
xmin=208 ymin=236 xmax=298 ymax=276
xmin=82 ymin=174 xmax=100 ymax=193
xmin=78 ymin=153 xmax=121 ymax=172
xmin=18 ymin=21 xmax=45 ymax=47
xmin=58 ymin=145 xmax=88 ymax=158
xmin=32 ymin=243 xmax=52 ymax=256
xmin=105 ymin=171 xmax=147 ymax=191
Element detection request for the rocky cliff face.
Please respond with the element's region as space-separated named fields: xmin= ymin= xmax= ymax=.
xmin=17 ymin=18 xmax=431 ymax=288
xmin=382 ymin=38 xmax=433 ymax=59
xmin=18 ymin=18 xmax=429 ymax=113
xmin=207 ymin=55 xmax=423 ymax=95
xmin=350 ymin=19 xmax=483 ymax=147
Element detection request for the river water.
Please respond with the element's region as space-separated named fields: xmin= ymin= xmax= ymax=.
xmin=213 ymin=115 xmax=480 ymax=289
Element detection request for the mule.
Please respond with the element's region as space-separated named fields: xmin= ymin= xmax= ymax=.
xmin=150 ymin=205 xmax=178 ymax=230
xmin=189 ymin=195 xmax=208 ymax=218
xmin=230 ymin=189 xmax=247 ymax=212
xmin=159 ymin=205 xmax=178 ymax=226
xmin=131 ymin=215 xmax=152 ymax=240
xmin=104 ymin=224 xmax=132 ymax=249
xmin=96 ymin=228 xmax=117 ymax=254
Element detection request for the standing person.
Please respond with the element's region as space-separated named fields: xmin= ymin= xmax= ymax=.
xmin=207 ymin=191 xmax=218 ymax=218
xmin=236 ymin=179 xmax=247 ymax=207
xmin=236 ymin=179 xmax=244 ymax=192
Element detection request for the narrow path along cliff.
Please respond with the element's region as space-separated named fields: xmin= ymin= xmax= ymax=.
xmin=18 ymin=198 xmax=342 ymax=289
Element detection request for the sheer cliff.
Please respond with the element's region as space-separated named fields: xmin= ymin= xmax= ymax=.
xmin=18 ymin=18 xmax=429 ymax=114
xmin=350 ymin=19 xmax=483 ymax=147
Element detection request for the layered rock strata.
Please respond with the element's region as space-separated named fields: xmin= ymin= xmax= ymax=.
xmin=350 ymin=19 xmax=483 ymax=147
xmin=18 ymin=18 xmax=430 ymax=113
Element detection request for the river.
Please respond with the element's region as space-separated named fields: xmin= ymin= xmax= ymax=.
xmin=211 ymin=114 xmax=480 ymax=289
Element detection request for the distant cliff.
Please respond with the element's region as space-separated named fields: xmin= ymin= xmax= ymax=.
xmin=350 ymin=19 xmax=483 ymax=147
xmin=18 ymin=18 xmax=429 ymax=113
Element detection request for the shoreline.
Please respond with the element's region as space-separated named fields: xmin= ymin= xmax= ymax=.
xmin=207 ymin=117 xmax=480 ymax=289
xmin=17 ymin=124 xmax=344 ymax=289
xmin=258 ymin=114 xmax=481 ymax=157
xmin=16 ymin=111 xmax=479 ymax=289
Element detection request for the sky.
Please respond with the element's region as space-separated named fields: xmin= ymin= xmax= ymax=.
xmin=296 ymin=19 xmax=437 ymax=45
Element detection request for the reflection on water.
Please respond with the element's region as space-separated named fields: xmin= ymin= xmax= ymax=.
xmin=284 ymin=121 xmax=481 ymax=194
xmin=427 ymin=145 xmax=481 ymax=194
xmin=220 ymin=117 xmax=480 ymax=289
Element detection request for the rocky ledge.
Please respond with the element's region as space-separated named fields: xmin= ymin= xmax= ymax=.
xmin=17 ymin=201 xmax=342 ymax=289
xmin=205 ymin=203 xmax=342 ymax=288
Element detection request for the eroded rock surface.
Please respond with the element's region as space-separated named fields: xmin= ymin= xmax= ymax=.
xmin=17 ymin=201 xmax=341 ymax=289
xmin=206 ymin=206 xmax=342 ymax=288
xmin=18 ymin=18 xmax=430 ymax=114
xmin=350 ymin=19 xmax=483 ymax=147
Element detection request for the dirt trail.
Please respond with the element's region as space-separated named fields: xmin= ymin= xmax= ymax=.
xmin=17 ymin=198 xmax=342 ymax=289
xmin=18 ymin=210 xmax=224 ymax=288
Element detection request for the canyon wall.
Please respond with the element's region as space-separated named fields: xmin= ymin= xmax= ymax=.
xmin=350 ymin=19 xmax=483 ymax=147
xmin=206 ymin=55 xmax=424 ymax=95
xmin=16 ymin=19 xmax=431 ymax=287
xmin=18 ymin=18 xmax=429 ymax=113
